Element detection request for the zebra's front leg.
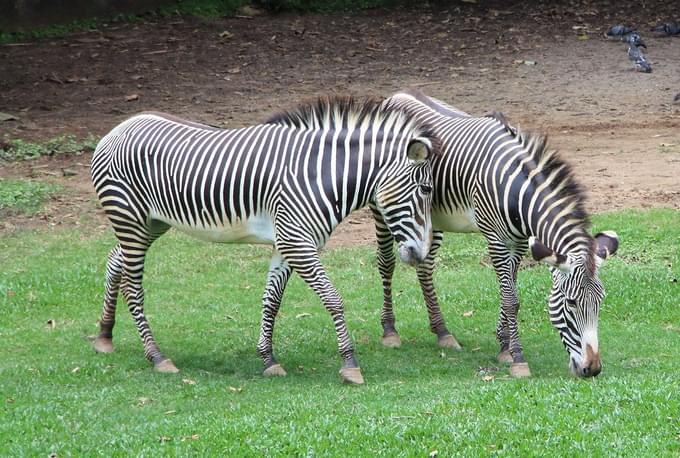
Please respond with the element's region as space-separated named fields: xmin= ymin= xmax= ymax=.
xmin=257 ymin=253 xmax=292 ymax=377
xmin=489 ymin=244 xmax=529 ymax=377
xmin=93 ymin=244 xmax=123 ymax=353
xmin=417 ymin=231 xmax=462 ymax=350
xmin=280 ymin=242 xmax=364 ymax=385
xmin=372 ymin=205 xmax=401 ymax=348
xmin=119 ymin=245 xmax=178 ymax=373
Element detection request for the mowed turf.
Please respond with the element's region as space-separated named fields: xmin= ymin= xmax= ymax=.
xmin=0 ymin=209 xmax=678 ymax=456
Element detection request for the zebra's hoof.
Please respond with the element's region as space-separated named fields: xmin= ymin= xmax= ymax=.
xmin=497 ymin=350 xmax=513 ymax=364
xmin=263 ymin=364 xmax=287 ymax=377
xmin=93 ymin=337 xmax=114 ymax=353
xmin=437 ymin=334 xmax=462 ymax=350
xmin=154 ymin=359 xmax=180 ymax=374
xmin=381 ymin=333 xmax=402 ymax=348
xmin=509 ymin=362 xmax=532 ymax=378
xmin=340 ymin=367 xmax=365 ymax=385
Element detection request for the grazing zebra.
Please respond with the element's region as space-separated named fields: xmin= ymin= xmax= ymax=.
xmin=90 ymin=97 xmax=438 ymax=385
xmin=371 ymin=89 xmax=619 ymax=378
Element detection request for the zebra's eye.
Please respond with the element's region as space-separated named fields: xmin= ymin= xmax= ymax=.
xmin=565 ymin=298 xmax=577 ymax=308
xmin=419 ymin=184 xmax=432 ymax=194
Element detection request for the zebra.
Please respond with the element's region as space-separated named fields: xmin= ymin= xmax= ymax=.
xmin=90 ymin=97 xmax=439 ymax=385
xmin=370 ymin=89 xmax=619 ymax=378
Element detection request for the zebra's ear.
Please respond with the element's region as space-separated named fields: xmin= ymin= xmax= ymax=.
xmin=407 ymin=138 xmax=432 ymax=163
xmin=594 ymin=231 xmax=619 ymax=261
xmin=529 ymin=236 xmax=571 ymax=273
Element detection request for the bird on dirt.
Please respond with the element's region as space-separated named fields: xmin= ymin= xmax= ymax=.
xmin=606 ymin=24 xmax=636 ymax=37
xmin=623 ymin=32 xmax=646 ymax=48
xmin=628 ymin=45 xmax=652 ymax=72
xmin=651 ymin=22 xmax=680 ymax=36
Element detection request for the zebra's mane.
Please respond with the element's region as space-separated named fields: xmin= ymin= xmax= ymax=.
xmin=516 ymin=130 xmax=595 ymax=269
xmin=265 ymin=96 xmax=438 ymax=150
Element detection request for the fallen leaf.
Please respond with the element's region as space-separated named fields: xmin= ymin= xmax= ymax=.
xmin=165 ymin=410 xmax=176 ymax=415
xmin=482 ymin=375 xmax=495 ymax=382
xmin=463 ymin=310 xmax=474 ymax=317
xmin=228 ymin=386 xmax=243 ymax=393
xmin=523 ymin=60 xmax=537 ymax=65
xmin=471 ymin=347 xmax=481 ymax=352
xmin=227 ymin=67 xmax=241 ymax=74
xmin=219 ymin=30 xmax=234 ymax=39
xmin=71 ymin=367 xmax=80 ymax=373
xmin=296 ymin=313 xmax=311 ymax=319
xmin=0 ymin=112 xmax=18 ymax=122
xmin=137 ymin=397 xmax=151 ymax=406
xmin=182 ymin=378 xmax=197 ymax=385
xmin=125 ymin=94 xmax=139 ymax=102
xmin=159 ymin=436 xmax=171 ymax=443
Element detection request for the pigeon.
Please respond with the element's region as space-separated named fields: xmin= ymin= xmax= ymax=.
xmin=623 ymin=32 xmax=646 ymax=48
xmin=606 ymin=24 xmax=636 ymax=37
xmin=651 ymin=22 xmax=680 ymax=36
xmin=628 ymin=45 xmax=652 ymax=72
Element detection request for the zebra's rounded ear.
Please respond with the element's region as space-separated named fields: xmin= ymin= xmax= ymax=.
xmin=529 ymin=236 xmax=571 ymax=273
xmin=407 ymin=138 xmax=432 ymax=163
xmin=594 ymin=231 xmax=619 ymax=261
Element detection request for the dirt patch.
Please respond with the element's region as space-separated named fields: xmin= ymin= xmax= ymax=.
xmin=1 ymin=1 xmax=679 ymax=245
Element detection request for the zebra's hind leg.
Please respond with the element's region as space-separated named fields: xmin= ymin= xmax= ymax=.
xmin=279 ymin=240 xmax=364 ymax=385
xmin=372 ymin=205 xmax=401 ymax=348
xmin=257 ymin=252 xmax=292 ymax=377
xmin=119 ymin=240 xmax=178 ymax=373
xmin=93 ymin=244 xmax=123 ymax=353
xmin=417 ymin=231 xmax=462 ymax=350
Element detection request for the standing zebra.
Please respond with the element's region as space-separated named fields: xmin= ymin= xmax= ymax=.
xmin=371 ymin=89 xmax=618 ymax=378
xmin=90 ymin=97 xmax=438 ymax=385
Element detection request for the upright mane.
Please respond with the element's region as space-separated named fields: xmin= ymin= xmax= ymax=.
xmin=265 ymin=96 xmax=439 ymax=152
xmin=517 ymin=129 xmax=594 ymax=269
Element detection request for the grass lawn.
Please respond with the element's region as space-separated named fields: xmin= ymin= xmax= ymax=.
xmin=0 ymin=209 xmax=678 ymax=456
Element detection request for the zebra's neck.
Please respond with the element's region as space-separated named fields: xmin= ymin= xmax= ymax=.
xmin=486 ymin=131 xmax=591 ymax=258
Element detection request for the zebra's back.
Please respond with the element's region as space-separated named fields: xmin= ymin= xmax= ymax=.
xmin=91 ymin=113 xmax=302 ymax=244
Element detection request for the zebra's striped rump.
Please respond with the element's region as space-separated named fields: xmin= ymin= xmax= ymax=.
xmin=90 ymin=96 xmax=439 ymax=383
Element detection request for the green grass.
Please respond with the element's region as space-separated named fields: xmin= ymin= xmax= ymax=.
xmin=0 ymin=179 xmax=60 ymax=216
xmin=0 ymin=135 xmax=98 ymax=162
xmin=0 ymin=209 xmax=679 ymax=456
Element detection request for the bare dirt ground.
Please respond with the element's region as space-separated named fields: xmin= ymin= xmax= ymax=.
xmin=1 ymin=0 xmax=679 ymax=246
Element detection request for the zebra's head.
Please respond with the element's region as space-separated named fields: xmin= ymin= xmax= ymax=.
xmin=373 ymin=136 xmax=436 ymax=266
xmin=530 ymin=231 xmax=619 ymax=377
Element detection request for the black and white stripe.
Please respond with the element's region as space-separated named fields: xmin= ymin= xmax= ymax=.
xmin=91 ymin=97 xmax=438 ymax=384
xmin=373 ymin=89 xmax=619 ymax=377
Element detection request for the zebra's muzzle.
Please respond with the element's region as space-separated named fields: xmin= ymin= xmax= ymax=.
xmin=398 ymin=242 xmax=428 ymax=266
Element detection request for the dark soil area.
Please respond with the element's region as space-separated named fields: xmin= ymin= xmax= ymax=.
xmin=1 ymin=0 xmax=679 ymax=244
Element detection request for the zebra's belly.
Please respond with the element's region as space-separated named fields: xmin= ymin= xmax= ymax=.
xmin=432 ymin=208 xmax=479 ymax=233
xmin=154 ymin=213 xmax=276 ymax=245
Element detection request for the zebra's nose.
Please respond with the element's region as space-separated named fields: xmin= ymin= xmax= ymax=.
xmin=581 ymin=350 xmax=601 ymax=377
